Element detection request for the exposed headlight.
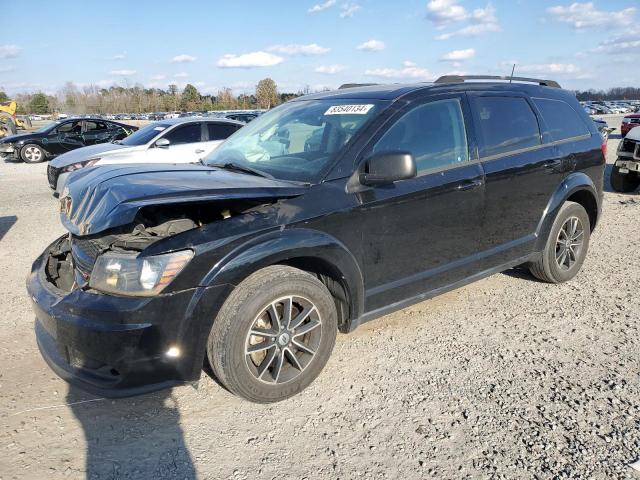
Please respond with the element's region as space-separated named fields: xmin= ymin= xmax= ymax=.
xmin=89 ymin=250 xmax=193 ymax=296
xmin=622 ymin=118 xmax=631 ymax=124
xmin=0 ymin=143 xmax=15 ymax=153
xmin=63 ymin=158 xmax=100 ymax=173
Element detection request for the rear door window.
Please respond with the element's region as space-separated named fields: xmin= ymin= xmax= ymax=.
xmin=163 ymin=123 xmax=202 ymax=145
xmin=471 ymin=96 xmax=540 ymax=158
xmin=372 ymin=98 xmax=469 ymax=174
xmin=532 ymin=98 xmax=590 ymax=141
xmin=207 ymin=123 xmax=239 ymax=141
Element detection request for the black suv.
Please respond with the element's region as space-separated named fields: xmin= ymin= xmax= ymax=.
xmin=28 ymin=76 xmax=605 ymax=403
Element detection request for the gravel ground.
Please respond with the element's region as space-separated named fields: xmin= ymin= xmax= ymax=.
xmin=0 ymin=116 xmax=638 ymax=479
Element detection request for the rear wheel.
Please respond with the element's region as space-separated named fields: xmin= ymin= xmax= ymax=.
xmin=20 ymin=144 xmax=46 ymax=163
xmin=207 ymin=265 xmax=337 ymax=403
xmin=610 ymin=165 xmax=640 ymax=193
xmin=529 ymin=201 xmax=590 ymax=283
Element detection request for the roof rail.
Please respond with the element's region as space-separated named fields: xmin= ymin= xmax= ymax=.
xmin=434 ymin=75 xmax=561 ymax=89
xmin=338 ymin=83 xmax=378 ymax=89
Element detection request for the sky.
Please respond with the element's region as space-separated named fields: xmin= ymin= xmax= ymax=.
xmin=1 ymin=0 xmax=638 ymax=96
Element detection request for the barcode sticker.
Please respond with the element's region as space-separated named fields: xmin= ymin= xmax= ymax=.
xmin=324 ymin=104 xmax=374 ymax=115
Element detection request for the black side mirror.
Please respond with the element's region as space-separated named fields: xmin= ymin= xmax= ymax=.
xmin=359 ymin=151 xmax=417 ymax=186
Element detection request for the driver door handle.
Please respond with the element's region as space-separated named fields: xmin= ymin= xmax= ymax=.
xmin=456 ymin=178 xmax=483 ymax=191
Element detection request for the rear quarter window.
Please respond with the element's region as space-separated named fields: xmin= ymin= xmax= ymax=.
xmin=471 ymin=96 xmax=541 ymax=158
xmin=532 ymin=98 xmax=590 ymax=141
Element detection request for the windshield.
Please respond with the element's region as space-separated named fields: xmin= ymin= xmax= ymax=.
xmin=204 ymin=99 xmax=387 ymax=182
xmin=119 ymin=122 xmax=170 ymax=146
xmin=35 ymin=121 xmax=60 ymax=133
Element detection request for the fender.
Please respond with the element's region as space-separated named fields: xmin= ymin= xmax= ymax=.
xmin=534 ymin=172 xmax=600 ymax=251
xmin=200 ymin=228 xmax=365 ymax=322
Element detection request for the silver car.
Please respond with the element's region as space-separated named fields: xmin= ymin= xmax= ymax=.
xmin=47 ymin=117 xmax=242 ymax=195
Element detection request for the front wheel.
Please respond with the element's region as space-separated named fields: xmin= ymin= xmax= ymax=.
xmin=528 ymin=201 xmax=591 ymax=283
xmin=207 ymin=265 xmax=337 ymax=403
xmin=20 ymin=144 xmax=46 ymax=163
xmin=610 ymin=165 xmax=639 ymax=193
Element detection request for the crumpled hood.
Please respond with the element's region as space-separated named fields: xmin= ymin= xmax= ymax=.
xmin=60 ymin=163 xmax=307 ymax=236
xmin=626 ymin=125 xmax=640 ymax=142
xmin=49 ymin=143 xmax=137 ymax=168
xmin=0 ymin=132 xmax=36 ymax=143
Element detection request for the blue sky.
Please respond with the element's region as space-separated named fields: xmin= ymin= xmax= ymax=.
xmin=1 ymin=0 xmax=638 ymax=96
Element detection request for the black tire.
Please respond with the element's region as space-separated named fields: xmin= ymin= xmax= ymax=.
xmin=207 ymin=265 xmax=337 ymax=403
xmin=610 ymin=165 xmax=640 ymax=193
xmin=529 ymin=201 xmax=590 ymax=283
xmin=20 ymin=143 xmax=46 ymax=163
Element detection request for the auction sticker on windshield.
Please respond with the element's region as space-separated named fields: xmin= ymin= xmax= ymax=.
xmin=325 ymin=104 xmax=374 ymax=115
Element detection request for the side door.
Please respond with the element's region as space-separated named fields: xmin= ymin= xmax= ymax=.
xmin=81 ymin=120 xmax=112 ymax=145
xmin=468 ymin=93 xmax=566 ymax=266
xmin=202 ymin=122 xmax=241 ymax=157
xmin=357 ymin=94 xmax=486 ymax=312
xmin=145 ymin=122 xmax=204 ymax=163
xmin=43 ymin=120 xmax=84 ymax=154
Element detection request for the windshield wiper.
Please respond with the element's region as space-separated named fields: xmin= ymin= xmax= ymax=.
xmin=208 ymin=162 xmax=274 ymax=179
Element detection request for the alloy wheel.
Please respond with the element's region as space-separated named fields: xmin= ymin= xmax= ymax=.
xmin=245 ymin=295 xmax=322 ymax=384
xmin=555 ymin=216 xmax=584 ymax=271
xmin=24 ymin=146 xmax=43 ymax=162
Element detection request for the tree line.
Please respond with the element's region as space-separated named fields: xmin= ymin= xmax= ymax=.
xmin=2 ymin=78 xmax=314 ymax=115
xmin=575 ymin=87 xmax=640 ymax=101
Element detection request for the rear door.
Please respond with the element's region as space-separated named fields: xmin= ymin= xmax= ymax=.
xmin=145 ymin=122 xmax=204 ymax=163
xmin=357 ymin=93 xmax=485 ymax=311
xmin=202 ymin=122 xmax=241 ymax=157
xmin=468 ymin=93 xmax=565 ymax=266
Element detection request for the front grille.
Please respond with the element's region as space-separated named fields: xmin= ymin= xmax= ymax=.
xmin=71 ymin=237 xmax=103 ymax=278
xmin=47 ymin=164 xmax=61 ymax=189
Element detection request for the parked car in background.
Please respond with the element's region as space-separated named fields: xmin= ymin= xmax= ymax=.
xmin=29 ymin=76 xmax=605 ymax=403
xmin=613 ymin=126 xmax=640 ymax=192
xmin=47 ymin=117 xmax=243 ymax=194
xmin=221 ymin=112 xmax=259 ymax=123
xmin=621 ymin=114 xmax=640 ymax=137
xmin=0 ymin=118 xmax=137 ymax=163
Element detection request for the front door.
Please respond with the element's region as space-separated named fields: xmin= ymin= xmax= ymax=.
xmin=357 ymin=94 xmax=485 ymax=312
xmin=45 ymin=120 xmax=84 ymax=154
xmin=146 ymin=122 xmax=204 ymax=163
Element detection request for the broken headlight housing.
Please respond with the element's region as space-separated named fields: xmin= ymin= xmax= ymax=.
xmin=89 ymin=250 xmax=193 ymax=296
xmin=62 ymin=158 xmax=100 ymax=173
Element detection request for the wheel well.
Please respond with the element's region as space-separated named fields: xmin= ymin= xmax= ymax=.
xmin=567 ymin=190 xmax=598 ymax=231
xmin=280 ymin=257 xmax=352 ymax=333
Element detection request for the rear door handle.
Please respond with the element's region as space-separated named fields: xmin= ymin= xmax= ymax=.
xmin=195 ymin=149 xmax=205 ymax=154
xmin=543 ymin=159 xmax=562 ymax=169
xmin=456 ymin=179 xmax=483 ymax=191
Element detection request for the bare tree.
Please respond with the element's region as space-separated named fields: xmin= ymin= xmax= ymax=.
xmin=256 ymin=78 xmax=279 ymax=109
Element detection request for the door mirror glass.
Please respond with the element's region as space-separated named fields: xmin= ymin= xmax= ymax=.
xmin=360 ymin=151 xmax=417 ymax=186
xmin=155 ymin=138 xmax=170 ymax=148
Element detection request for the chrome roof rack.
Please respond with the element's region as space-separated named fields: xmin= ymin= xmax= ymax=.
xmin=434 ymin=75 xmax=561 ymax=89
xmin=338 ymin=83 xmax=379 ymax=89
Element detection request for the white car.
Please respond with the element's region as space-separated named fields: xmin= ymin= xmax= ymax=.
xmin=47 ymin=117 xmax=242 ymax=195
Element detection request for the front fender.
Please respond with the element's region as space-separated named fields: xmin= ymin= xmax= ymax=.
xmin=534 ymin=172 xmax=600 ymax=251
xmin=201 ymin=228 xmax=365 ymax=322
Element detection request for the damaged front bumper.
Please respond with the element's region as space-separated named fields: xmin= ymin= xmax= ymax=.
xmin=27 ymin=236 xmax=231 ymax=397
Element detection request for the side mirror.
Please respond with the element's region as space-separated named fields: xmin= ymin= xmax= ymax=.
xmin=155 ymin=138 xmax=170 ymax=148
xmin=359 ymin=151 xmax=417 ymax=186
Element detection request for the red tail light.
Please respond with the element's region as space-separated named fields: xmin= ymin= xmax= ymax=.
xmin=601 ymin=141 xmax=607 ymax=157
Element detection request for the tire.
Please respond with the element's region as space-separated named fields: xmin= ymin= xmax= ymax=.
xmin=20 ymin=144 xmax=46 ymax=163
xmin=610 ymin=165 xmax=640 ymax=193
xmin=207 ymin=265 xmax=337 ymax=403
xmin=528 ymin=201 xmax=590 ymax=284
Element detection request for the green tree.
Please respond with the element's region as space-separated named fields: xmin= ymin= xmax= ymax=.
xmin=256 ymin=78 xmax=279 ymax=109
xmin=180 ymin=84 xmax=201 ymax=111
xmin=0 ymin=91 xmax=9 ymax=103
xmin=28 ymin=93 xmax=50 ymax=114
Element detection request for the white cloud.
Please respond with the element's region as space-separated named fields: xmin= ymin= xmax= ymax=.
xmin=109 ymin=69 xmax=136 ymax=76
xmin=0 ymin=66 xmax=15 ymax=74
xmin=441 ymin=48 xmax=475 ymax=61
xmin=547 ymin=2 xmax=635 ymax=29
xmin=112 ymin=52 xmax=126 ymax=60
xmin=357 ymin=39 xmax=385 ymax=51
xmin=0 ymin=44 xmax=21 ymax=59
xmin=365 ymin=60 xmax=431 ymax=80
xmin=315 ymin=64 xmax=346 ymax=74
xmin=518 ymin=63 xmax=581 ymax=75
xmin=150 ymin=74 xmax=166 ymax=80
xmin=216 ymin=51 xmax=284 ymax=68
xmin=435 ymin=4 xmax=499 ymax=40
xmin=427 ymin=0 xmax=468 ymax=25
xmin=340 ymin=3 xmax=361 ymax=18
xmin=591 ymin=34 xmax=640 ymax=54
xmin=174 ymin=72 xmax=188 ymax=78
xmin=309 ymin=0 xmax=336 ymax=13
xmin=170 ymin=54 xmax=197 ymax=63
xmin=267 ymin=43 xmax=330 ymax=55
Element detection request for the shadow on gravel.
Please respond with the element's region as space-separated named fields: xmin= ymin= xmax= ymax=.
xmin=67 ymin=386 xmax=196 ymax=479
xmin=501 ymin=266 xmax=545 ymax=283
xmin=0 ymin=215 xmax=17 ymax=241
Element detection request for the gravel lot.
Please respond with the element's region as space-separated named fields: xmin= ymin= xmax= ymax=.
xmin=0 ymin=115 xmax=638 ymax=479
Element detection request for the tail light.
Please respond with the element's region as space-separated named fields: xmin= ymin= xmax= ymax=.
xmin=601 ymin=140 xmax=607 ymax=157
